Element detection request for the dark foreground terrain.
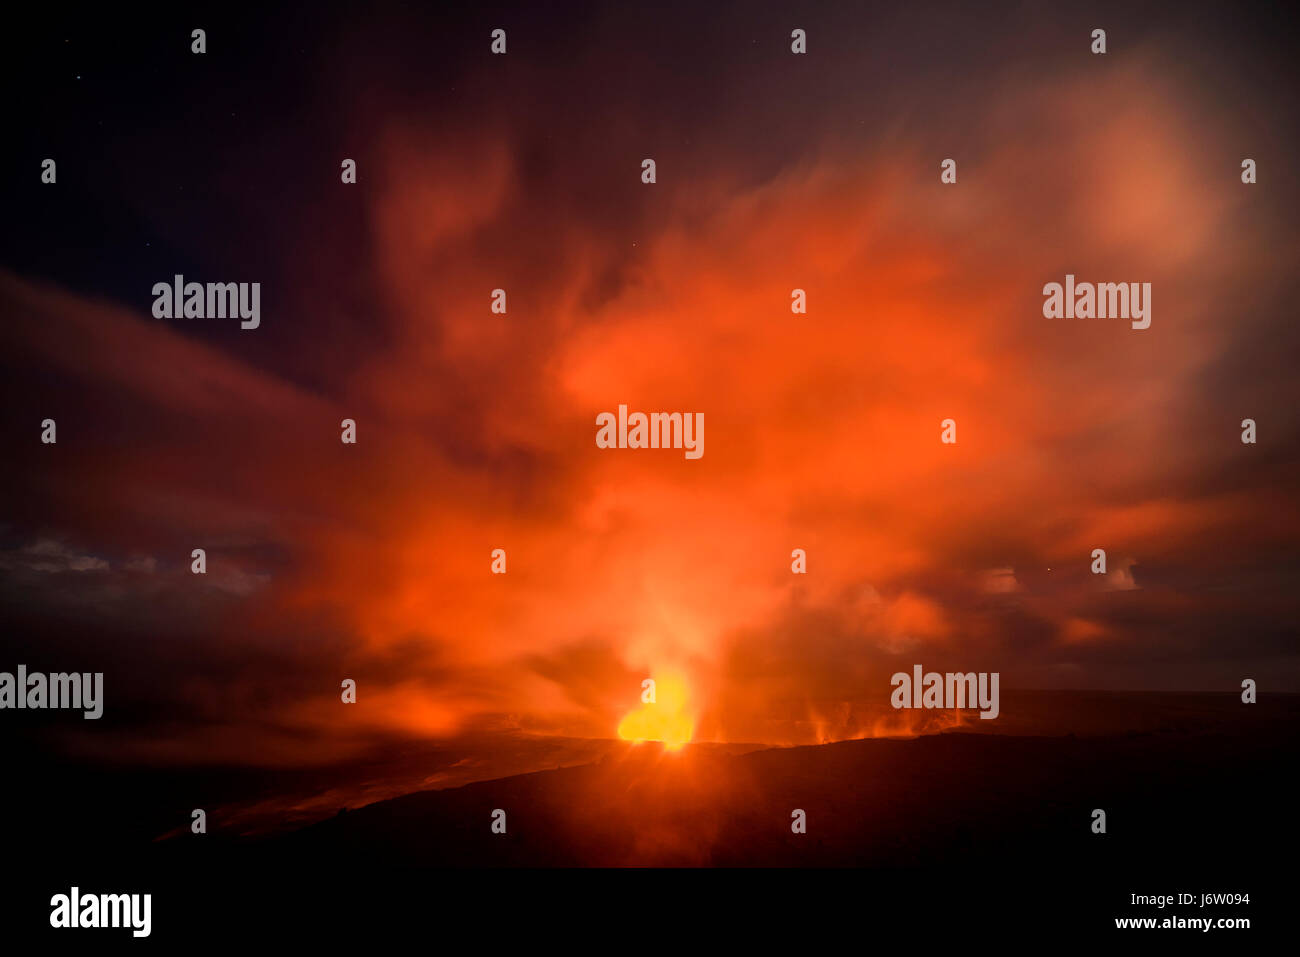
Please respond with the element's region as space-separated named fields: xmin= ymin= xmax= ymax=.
xmin=6 ymin=693 xmax=1294 ymax=942
xmin=268 ymin=724 xmax=1286 ymax=868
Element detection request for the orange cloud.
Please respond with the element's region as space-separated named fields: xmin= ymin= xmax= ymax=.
xmin=3 ymin=49 xmax=1297 ymax=763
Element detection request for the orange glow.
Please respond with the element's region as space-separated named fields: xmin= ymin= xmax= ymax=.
xmin=3 ymin=48 xmax=1295 ymax=770
xmin=617 ymin=675 xmax=695 ymax=750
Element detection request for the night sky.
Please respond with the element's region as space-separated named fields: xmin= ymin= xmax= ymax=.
xmin=2 ymin=0 xmax=1298 ymax=775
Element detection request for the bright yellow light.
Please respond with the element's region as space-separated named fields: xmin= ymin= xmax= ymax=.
xmin=617 ymin=673 xmax=695 ymax=750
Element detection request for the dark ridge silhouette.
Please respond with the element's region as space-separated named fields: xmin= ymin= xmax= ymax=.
xmin=246 ymin=700 xmax=1294 ymax=868
xmin=7 ymin=694 xmax=1292 ymax=943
